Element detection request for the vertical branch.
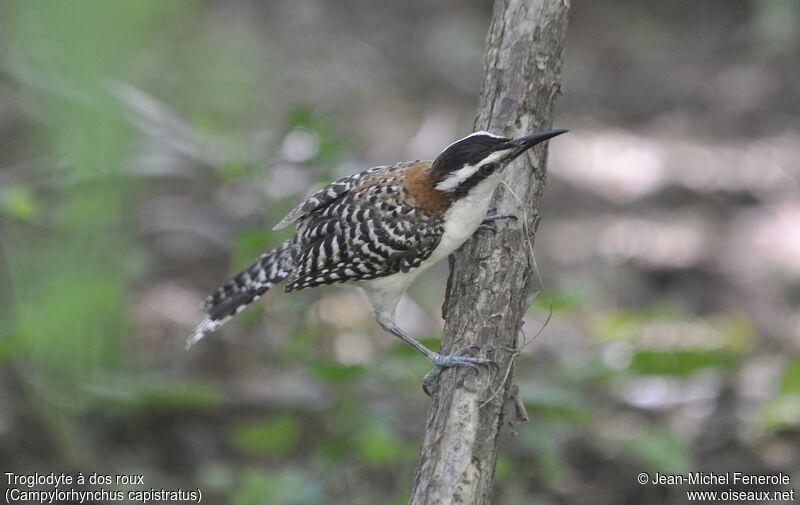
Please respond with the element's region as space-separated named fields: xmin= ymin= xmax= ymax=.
xmin=409 ymin=0 xmax=569 ymax=504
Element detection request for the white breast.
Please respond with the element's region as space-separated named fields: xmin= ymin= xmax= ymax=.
xmin=359 ymin=174 xmax=502 ymax=324
xmin=427 ymin=174 xmax=501 ymax=262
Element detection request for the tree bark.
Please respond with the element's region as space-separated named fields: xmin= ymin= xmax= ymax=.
xmin=409 ymin=1 xmax=569 ymax=504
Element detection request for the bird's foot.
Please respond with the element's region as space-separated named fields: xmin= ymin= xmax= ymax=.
xmin=483 ymin=213 xmax=518 ymax=224
xmin=422 ymin=346 xmax=495 ymax=396
xmin=478 ymin=212 xmax=518 ymax=234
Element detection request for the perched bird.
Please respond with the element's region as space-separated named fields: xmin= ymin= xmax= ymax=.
xmin=188 ymin=128 xmax=567 ymax=388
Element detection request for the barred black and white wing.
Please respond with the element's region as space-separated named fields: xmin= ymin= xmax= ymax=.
xmin=272 ymin=162 xmax=446 ymax=291
xmin=285 ymin=200 xmax=444 ymax=291
xmin=273 ymin=166 xmax=387 ymax=231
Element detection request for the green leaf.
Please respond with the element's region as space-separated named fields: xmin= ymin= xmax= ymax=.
xmin=494 ymin=454 xmax=515 ymax=482
xmin=520 ymin=384 xmax=591 ymax=424
xmin=230 ymin=414 xmax=301 ymax=457
xmin=310 ymin=361 xmax=365 ymax=384
xmin=316 ymin=436 xmax=351 ymax=462
xmin=16 ymin=267 xmax=126 ymax=381
xmin=217 ymin=160 xmax=250 ymax=182
xmin=232 ymin=469 xmax=323 ymax=505
xmin=0 ymin=186 xmax=39 ymax=222
xmin=621 ymin=430 xmax=692 ymax=474
xmin=233 ymin=229 xmax=275 ymax=271
xmin=593 ymin=310 xmax=648 ymax=341
xmin=712 ymin=314 xmax=756 ymax=353
xmin=520 ymin=424 xmax=567 ymax=484
xmin=285 ymin=106 xmax=348 ymax=165
xmin=0 ymin=335 xmax=21 ymax=364
xmin=761 ymin=394 xmax=800 ymax=429
xmin=232 ymin=471 xmax=272 ymax=505
xmin=532 ymin=288 xmax=589 ymax=313
xmin=84 ymin=376 xmax=224 ymax=414
xmin=237 ymin=302 xmax=265 ymax=328
xmin=779 ymin=359 xmax=800 ymax=394
xmin=627 ymin=350 xmax=738 ymax=377
xmin=355 ymin=426 xmax=413 ymax=468
xmin=142 ymin=383 xmax=223 ymax=411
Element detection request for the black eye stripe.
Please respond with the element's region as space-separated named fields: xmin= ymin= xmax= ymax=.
xmin=450 ymin=166 xmax=496 ymax=197
xmin=479 ymin=163 xmax=497 ymax=175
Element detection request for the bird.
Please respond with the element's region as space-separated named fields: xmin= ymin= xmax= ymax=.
xmin=188 ymin=128 xmax=567 ymax=389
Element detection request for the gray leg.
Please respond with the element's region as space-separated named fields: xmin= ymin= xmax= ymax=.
xmin=378 ymin=320 xmax=493 ymax=395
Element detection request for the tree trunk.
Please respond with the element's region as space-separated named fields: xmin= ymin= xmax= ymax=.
xmin=408 ymin=1 xmax=569 ymax=504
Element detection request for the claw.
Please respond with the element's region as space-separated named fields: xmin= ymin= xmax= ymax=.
xmin=422 ymin=367 xmax=442 ymax=396
xmin=452 ymin=345 xmax=481 ymax=357
xmin=480 ymin=214 xmax=518 ymax=235
xmin=483 ymin=213 xmax=518 ymax=224
xmin=477 ymin=223 xmax=498 ymax=235
xmin=422 ymin=346 xmax=496 ymax=396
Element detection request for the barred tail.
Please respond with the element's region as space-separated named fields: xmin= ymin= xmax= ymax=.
xmin=187 ymin=239 xmax=295 ymax=349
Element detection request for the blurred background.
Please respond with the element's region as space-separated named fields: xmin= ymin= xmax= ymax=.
xmin=1 ymin=0 xmax=799 ymax=504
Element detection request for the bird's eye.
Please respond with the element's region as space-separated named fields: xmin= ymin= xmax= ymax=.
xmin=479 ymin=163 xmax=498 ymax=176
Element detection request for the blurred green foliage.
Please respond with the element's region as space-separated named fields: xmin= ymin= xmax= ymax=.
xmin=627 ymin=350 xmax=738 ymax=378
xmin=620 ymin=430 xmax=692 ymax=475
xmin=533 ymin=287 xmax=589 ymax=313
xmin=520 ymin=424 xmax=567 ymax=485
xmin=233 ymin=469 xmax=324 ymax=505
xmin=355 ymin=425 xmax=415 ymax=468
xmin=6 ymin=0 xmax=175 ymax=386
xmin=234 ymin=229 xmax=277 ymax=272
xmin=16 ymin=267 xmax=126 ymax=379
xmin=0 ymin=185 xmax=39 ymax=223
xmin=286 ymin=106 xmax=350 ymax=166
xmin=231 ymin=414 xmax=302 ymax=458
xmin=310 ymin=361 xmax=366 ymax=384
xmin=520 ymin=384 xmax=591 ymax=425
xmin=761 ymin=358 xmax=800 ymax=429
xmin=779 ymin=359 xmax=800 ymax=393
xmin=85 ymin=375 xmax=224 ymax=415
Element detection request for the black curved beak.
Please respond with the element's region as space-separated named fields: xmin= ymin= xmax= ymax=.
xmin=509 ymin=128 xmax=568 ymax=159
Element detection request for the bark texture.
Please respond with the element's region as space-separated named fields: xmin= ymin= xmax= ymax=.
xmin=408 ymin=1 xmax=569 ymax=504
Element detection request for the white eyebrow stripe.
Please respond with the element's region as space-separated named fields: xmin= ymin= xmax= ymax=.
xmin=435 ymin=163 xmax=480 ymax=192
xmin=440 ymin=130 xmax=505 ymax=152
xmin=434 ymin=150 xmax=511 ymax=192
